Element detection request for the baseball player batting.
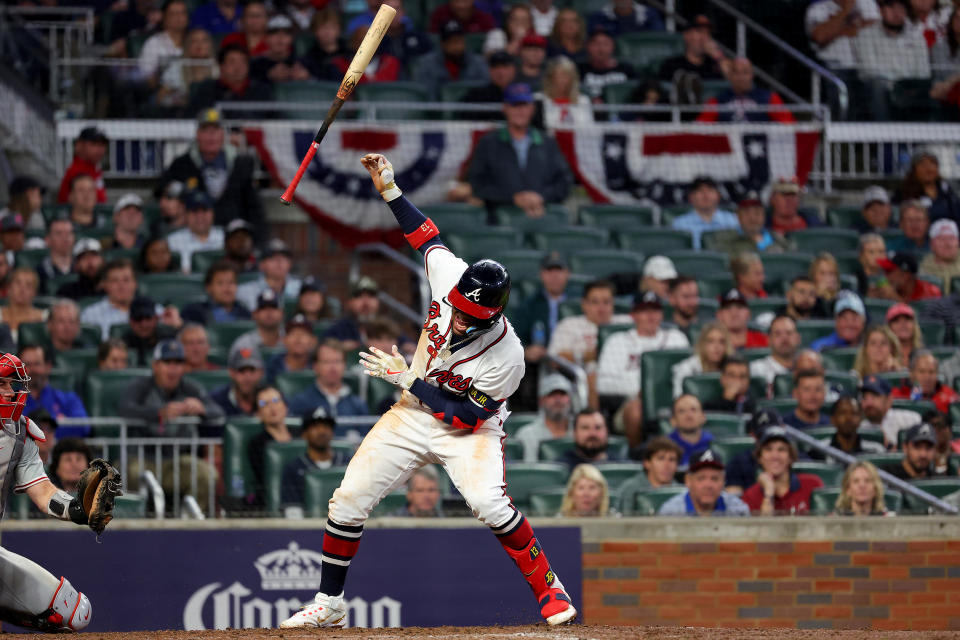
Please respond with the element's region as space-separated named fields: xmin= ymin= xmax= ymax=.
xmin=280 ymin=154 xmax=577 ymax=629
xmin=0 ymin=353 xmax=120 ymax=632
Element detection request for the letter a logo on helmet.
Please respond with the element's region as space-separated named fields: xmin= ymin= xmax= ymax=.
xmin=447 ymin=260 xmax=511 ymax=329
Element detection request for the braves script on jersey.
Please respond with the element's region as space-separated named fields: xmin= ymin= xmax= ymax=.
xmin=398 ymin=244 xmax=525 ymax=426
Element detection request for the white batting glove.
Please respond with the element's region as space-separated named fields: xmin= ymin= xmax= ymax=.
xmin=359 ymin=345 xmax=416 ymax=390
xmin=360 ymin=153 xmax=401 ymax=201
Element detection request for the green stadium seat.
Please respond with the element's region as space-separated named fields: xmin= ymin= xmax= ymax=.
xmin=796 ymin=319 xmax=837 ymax=347
xmin=681 ymin=373 xmax=722 ymax=404
xmin=570 ymin=250 xmax=645 ymax=278
xmin=538 ymin=438 xmax=574 ymax=462
xmin=772 ymin=370 xmax=858 ymax=398
xmin=418 ymin=203 xmax=485 ymax=232
xmin=711 ymin=436 xmax=756 ymax=464
xmin=48 ymin=369 xmax=78 ymax=393
xmin=365 ymin=376 xmax=397 ymax=414
xmin=529 ymin=487 xmax=567 ymax=517
xmin=858 ymin=452 xmax=905 ymax=468
xmin=601 ymin=81 xmax=640 ymax=105
xmin=862 ymin=297 xmax=894 ymax=321
xmin=578 ymin=205 xmax=655 ymax=229
xmin=658 ymin=206 xmax=688 ymax=227
xmin=369 ymin=490 xmax=409 ymax=518
xmin=616 ymin=32 xmax=684 ymax=74
xmin=445 ymin=228 xmax=523 ymax=256
xmin=741 ymin=348 xmax=771 ymax=362
xmin=697 ymin=273 xmax=735 ymax=299
xmin=641 ymin=348 xmax=693 ymax=421
xmin=191 ymin=250 xmax=225 ymax=275
xmin=494 ymin=205 xmax=570 ymax=230
xmin=504 ymin=440 xmax=524 ymax=461
xmin=699 ymin=79 xmax=731 ymax=101
xmin=55 ymin=348 xmax=99 ymax=378
xmin=504 ymin=412 xmax=539 ymax=437
xmin=810 ymin=487 xmax=903 ymax=515
xmin=17 ymin=322 xmax=48 ymax=350
xmin=85 ymin=368 xmax=151 ymax=417
xmin=874 ymin=371 xmax=910 ymax=389
xmin=223 ymin=417 xmax=262 ymax=501
xmin=703 ymin=413 xmax=746 ymax=438
xmin=103 ymin=247 xmax=138 ymax=263
xmin=184 ymin=369 xmax=231 ymax=393
xmin=15 ymin=248 xmax=48 ymax=269
xmin=139 ymin=273 xmax=205 ymax=305
xmin=439 ymin=80 xmax=486 ymax=103
xmin=504 ymin=463 xmax=569 ymax=511
xmin=597 ymin=323 xmax=633 ymax=355
xmin=821 ymin=347 xmax=858 ymax=372
xmin=46 ymin=273 xmax=77 ymax=296
xmin=264 ymin=440 xmax=308 ymax=513
xmin=113 ymin=494 xmax=147 ymax=519
xmin=664 ymin=250 xmax=727 ymax=274
xmin=276 ymin=370 xmax=318 ymax=400
xmin=207 ymin=321 xmax=256 ymax=350
xmin=792 ymin=461 xmax=844 ymax=486
xmin=304 ymin=468 xmax=348 ymax=517
xmin=357 ymin=82 xmax=432 ymax=119
xmin=788 ymin=228 xmax=860 ymax=253
xmin=757 ymin=398 xmax=798 ymax=415
xmin=747 ymin=297 xmax=785 ymax=319
xmin=761 ymin=253 xmax=816 ymax=285
xmin=891 ymin=399 xmax=935 ymax=414
xmin=617 ymin=228 xmax=693 ymax=253
xmin=597 ymin=463 xmax=644 ymax=492
xmin=530 ymin=227 xmax=610 ymax=252
xmin=493 ymin=250 xmax=547 ymax=282
xmin=274 ymin=81 xmax=341 ymax=119
xmin=827 ymin=206 xmax=862 ymax=228
xmin=633 ymin=486 xmax=686 ymax=515
xmin=900 ymin=478 xmax=960 ymax=514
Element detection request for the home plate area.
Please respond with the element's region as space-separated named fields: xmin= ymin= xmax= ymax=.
xmin=18 ymin=626 xmax=960 ymax=639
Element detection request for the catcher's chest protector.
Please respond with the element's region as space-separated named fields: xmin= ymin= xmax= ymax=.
xmin=0 ymin=419 xmax=28 ymax=519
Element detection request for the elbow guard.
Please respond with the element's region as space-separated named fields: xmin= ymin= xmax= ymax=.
xmin=404 ymin=218 xmax=440 ymax=250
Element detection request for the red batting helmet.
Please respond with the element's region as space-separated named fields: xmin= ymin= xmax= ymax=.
xmin=0 ymin=353 xmax=30 ymax=423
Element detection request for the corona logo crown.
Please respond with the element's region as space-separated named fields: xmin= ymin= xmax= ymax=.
xmin=254 ymin=542 xmax=324 ymax=591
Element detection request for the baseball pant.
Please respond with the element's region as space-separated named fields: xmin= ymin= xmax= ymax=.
xmin=0 ymin=546 xmax=62 ymax=618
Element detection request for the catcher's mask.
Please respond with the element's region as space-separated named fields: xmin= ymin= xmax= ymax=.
xmin=0 ymin=353 xmax=30 ymax=426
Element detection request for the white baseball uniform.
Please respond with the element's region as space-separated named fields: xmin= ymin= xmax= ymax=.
xmin=329 ymin=244 xmax=525 ymax=528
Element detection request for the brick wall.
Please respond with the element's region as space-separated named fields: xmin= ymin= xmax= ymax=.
xmin=582 ymin=539 xmax=960 ymax=630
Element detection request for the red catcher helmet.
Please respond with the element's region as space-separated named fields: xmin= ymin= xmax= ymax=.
xmin=0 ymin=353 xmax=30 ymax=423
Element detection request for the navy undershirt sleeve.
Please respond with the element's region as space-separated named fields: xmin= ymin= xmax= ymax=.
xmin=409 ymin=379 xmax=501 ymax=427
xmin=387 ymin=196 xmax=444 ymax=255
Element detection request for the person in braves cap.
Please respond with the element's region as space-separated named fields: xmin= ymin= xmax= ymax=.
xmin=715 ymin=288 xmax=769 ymax=349
xmin=279 ymin=407 xmax=351 ymax=510
xmin=882 ymin=422 xmax=940 ymax=480
xmin=724 ymin=408 xmax=782 ymax=495
xmin=742 ymin=426 xmax=824 ymax=515
xmin=210 ymin=347 xmax=265 ymax=417
xmin=876 ymin=251 xmax=942 ymax=302
xmin=657 ymin=448 xmax=750 ymax=516
xmin=278 ymin=153 xmax=578 ymax=629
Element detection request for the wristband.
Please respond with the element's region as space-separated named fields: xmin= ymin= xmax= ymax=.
xmin=381 ymin=185 xmax=402 ymax=201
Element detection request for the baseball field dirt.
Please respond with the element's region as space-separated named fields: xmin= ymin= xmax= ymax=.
xmin=16 ymin=626 xmax=960 ymax=639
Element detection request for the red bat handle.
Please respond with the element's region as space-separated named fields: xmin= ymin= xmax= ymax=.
xmin=280 ymin=141 xmax=320 ymax=205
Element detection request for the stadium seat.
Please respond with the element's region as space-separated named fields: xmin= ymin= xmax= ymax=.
xmin=140 ymin=273 xmax=205 ymax=306
xmin=874 ymin=371 xmax=910 ymax=389
xmin=597 ymin=463 xmax=644 ymax=492
xmin=439 ymin=80 xmax=486 ymax=104
xmin=658 ymin=206 xmax=689 ymax=227
xmin=863 ymin=298 xmax=894 ymax=321
xmin=184 ymin=369 xmax=231 ymax=393
xmin=369 ymin=490 xmax=409 ymax=518
xmin=504 ymin=463 xmax=569 ymax=511
xmin=570 ymin=250 xmax=645 ymax=278
xmin=264 ymin=440 xmax=308 ymax=513
xmin=276 ymin=370 xmax=318 ymax=400
xmin=757 ymin=398 xmax=798 ymax=415
xmin=900 ymin=478 xmax=960 ymax=514
xmin=820 ymin=347 xmax=858 ymax=372
xmin=418 ymin=203 xmax=485 ymax=232
xmin=504 ymin=440 xmax=524 ymax=461
xmin=492 ymin=250 xmax=547 ymax=282
xmin=191 ymin=250 xmax=225 ymax=274
xmin=46 ymin=273 xmax=76 ymax=296
xmin=703 ymin=413 xmax=746 ymax=438
xmin=304 ymin=468 xmax=348 ymax=517
xmin=274 ymin=81 xmax=341 ymax=119
xmin=445 ymin=228 xmax=523 ymax=257
xmin=531 ymin=227 xmax=610 ymax=252
xmin=789 ymin=228 xmax=860 ymax=253
xmin=223 ymin=417 xmax=262 ymax=502
xmin=857 ymin=452 xmax=904 ymax=468
xmin=711 ymin=436 xmax=756 ymax=463
xmin=357 ymin=82 xmax=432 ymax=119
xmin=601 ymin=81 xmax=640 ymax=105
xmin=494 ymin=205 xmax=570 ymax=230
xmin=810 ymin=487 xmax=903 ymax=515
xmin=682 ymin=373 xmax=722 ymax=404
xmin=113 ymin=494 xmax=147 ymax=519
xmin=747 ymin=297 xmax=785 ymax=319
xmin=597 ymin=323 xmax=633 ymax=355
xmin=103 ymin=247 xmax=138 ymax=263
xmin=700 ymin=79 xmax=732 ymax=101
xmin=633 ymin=486 xmax=686 ymax=515
xmin=207 ymin=320 xmax=256 ymax=350
xmin=54 ymin=348 xmax=99 ymax=378
xmin=641 ymin=348 xmax=693 ymax=421
xmin=364 ymin=376 xmax=397 ymax=414
xmin=761 ymin=253 xmax=816 ymax=285
xmin=616 ymin=32 xmax=684 ymax=74
xmin=15 ymin=248 xmax=47 ymax=269
xmin=664 ymin=250 xmax=728 ymax=274
xmin=85 ymin=368 xmax=151 ymax=417
xmin=826 ymin=206 xmax=862 ymax=229
xmin=538 ymin=437 xmax=575 ymax=462
xmin=792 ymin=461 xmax=844 ymax=486
xmin=795 ymin=319 xmax=836 ymax=346
xmin=48 ymin=369 xmax=77 ymax=393
xmin=740 ymin=348 xmax=771 ymax=362
xmin=17 ymin=322 xmax=47 ymax=349
xmin=529 ymin=487 xmax=567 ymax=517
xmin=578 ymin=205 xmax=655 ymax=229
xmin=696 ymin=273 xmax=735 ymax=299
xmin=891 ymin=399 xmax=936 ymax=414
xmin=504 ymin=412 xmax=539 ymax=437
xmin=617 ymin=228 xmax=693 ymax=253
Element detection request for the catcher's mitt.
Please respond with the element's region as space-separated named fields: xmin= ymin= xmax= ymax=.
xmin=75 ymin=458 xmax=122 ymax=535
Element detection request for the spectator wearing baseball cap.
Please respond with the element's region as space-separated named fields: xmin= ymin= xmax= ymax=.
xmin=157 ymin=104 xmax=267 ymax=242
xmin=167 ymin=190 xmax=225 ymax=274
xmin=712 ymin=190 xmax=793 ymax=255
xmin=619 ymin=437 xmax=682 ymax=512
xmin=224 ymin=219 xmax=257 ymax=273
xmin=725 ymin=408 xmax=782 ymax=495
xmin=891 ymin=349 xmax=959 ymax=414
xmin=55 ymin=238 xmax=103 ymax=300
xmin=666 ymin=394 xmax=714 ymax=465
xmin=658 ymin=15 xmax=728 ymax=84
xmin=265 ymin=314 xmax=318 ymax=382
xmin=109 ymin=193 xmax=148 ymax=251
xmin=670 ymin=176 xmax=739 ymax=250
xmin=414 ymin=20 xmax=488 ymax=100
xmin=810 ymin=395 xmax=886 ymax=461
xmin=853 ymin=185 xmax=894 ymax=234
xmin=515 ymin=373 xmax=574 ymax=462
xmin=2 ymin=175 xmax=45 ymax=232
xmin=516 ymin=33 xmax=548 ymax=90
xmin=885 ymin=302 xmax=922 ymax=366
xmin=658 ymin=448 xmax=750 ymax=516
xmin=919 ymin=218 xmax=960 ymax=294
xmin=586 ymin=0 xmax=664 ymax=37
xmin=210 ymin=346 xmax=265 ymax=417
xmin=810 ymin=290 xmax=866 ymax=351
xmin=881 ymin=422 xmax=942 ymax=480
xmin=281 ymin=407 xmax=351 ymax=509
xmin=249 ymin=15 xmax=311 ymax=85
xmin=715 ymin=288 xmax=769 ymax=349
xmin=640 ymin=255 xmax=677 ymax=299
xmin=859 ymin=373 xmax=923 ymax=447
xmin=182 ymin=260 xmax=252 ymax=326
xmin=121 ymin=296 xmax=178 ymax=367
xmin=766 ymin=177 xmax=823 ymax=233
xmin=463 ymin=51 xmax=519 ymax=120
xmin=322 ymin=276 xmax=384 ymax=352
xmin=886 ymin=199 xmax=931 ymax=256
xmin=231 ymin=289 xmax=286 ymax=356
xmin=155 ymin=180 xmax=187 ymax=236
xmin=597 ymin=291 xmax=689 ymax=443
xmin=57 ymin=126 xmax=107 ymax=205
xmin=467 ymin=81 xmax=573 ymax=219
xmin=236 ymin=238 xmax=303 ymax=312
xmin=743 ymin=427 xmax=823 ymax=515
xmin=877 ymin=251 xmax=942 ymax=302
xmin=294 ymin=276 xmax=332 ymax=324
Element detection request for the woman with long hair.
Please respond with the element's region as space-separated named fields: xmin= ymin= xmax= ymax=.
xmin=894 ymin=150 xmax=960 ymax=223
xmin=549 ymin=9 xmax=586 ymax=61
xmin=161 ymin=27 xmax=217 ymax=109
xmin=731 ymin=252 xmax=767 ymax=299
xmin=809 ymin=252 xmax=840 ymax=304
xmin=537 ymin=56 xmax=593 ymax=128
xmin=559 ymin=464 xmax=614 ymax=517
xmin=885 ymin=303 xmax=924 ymax=366
xmin=0 ymin=268 xmax=47 ymax=340
xmin=484 ymin=4 xmax=534 ymax=57
xmin=834 ymin=461 xmax=889 ymax=516
xmin=138 ymin=0 xmax=189 ymax=88
xmin=853 ymin=325 xmax=905 ymax=379
xmin=671 ymin=322 xmax=733 ymax=397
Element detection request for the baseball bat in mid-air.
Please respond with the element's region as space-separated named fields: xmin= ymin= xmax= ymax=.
xmin=279 ymin=4 xmax=397 ymax=205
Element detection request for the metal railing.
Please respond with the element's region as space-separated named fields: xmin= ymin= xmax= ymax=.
xmin=350 ymin=242 xmax=430 ymax=324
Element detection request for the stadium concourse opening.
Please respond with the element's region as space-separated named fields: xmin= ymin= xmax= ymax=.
xmin=19 ymin=627 xmax=956 ymax=639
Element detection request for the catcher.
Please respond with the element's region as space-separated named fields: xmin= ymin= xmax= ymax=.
xmin=0 ymin=353 xmax=120 ymax=632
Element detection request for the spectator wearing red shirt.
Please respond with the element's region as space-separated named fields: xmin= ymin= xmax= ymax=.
xmin=877 ymin=251 xmax=943 ymax=302
xmin=220 ymin=0 xmax=269 ymax=57
xmin=330 ymin=25 xmax=401 ymax=84
xmin=766 ymin=178 xmax=824 ymax=233
xmin=743 ymin=426 xmax=824 ymax=515
xmin=892 ymin=349 xmax=959 ymax=414
xmin=696 ymin=57 xmax=794 ymax=124
xmin=430 ymin=0 xmax=496 ymax=33
xmin=57 ymin=127 xmax=107 ymax=204
xmin=715 ymin=289 xmax=769 ymax=349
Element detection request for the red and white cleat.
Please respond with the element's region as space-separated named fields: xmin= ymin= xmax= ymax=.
xmin=539 ymin=579 xmax=577 ymax=626
xmin=279 ymin=592 xmax=346 ymax=628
